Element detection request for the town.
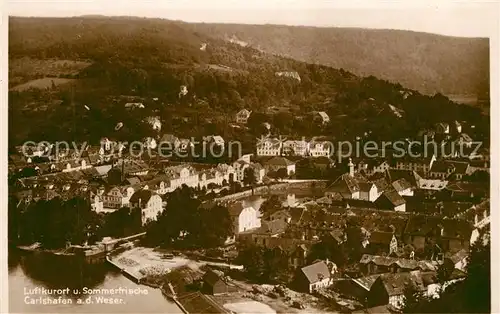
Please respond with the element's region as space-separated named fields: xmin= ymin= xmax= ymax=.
xmin=6 ymin=10 xmax=492 ymax=314
xmin=8 ymin=108 xmax=490 ymax=313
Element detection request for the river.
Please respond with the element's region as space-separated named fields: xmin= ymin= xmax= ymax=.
xmin=8 ymin=249 xmax=182 ymax=313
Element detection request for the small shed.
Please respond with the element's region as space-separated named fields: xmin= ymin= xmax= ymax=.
xmin=202 ymin=269 xmax=236 ymax=295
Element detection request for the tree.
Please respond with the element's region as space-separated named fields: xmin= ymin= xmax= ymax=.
xmin=437 ymin=258 xmax=455 ymax=283
xmin=101 ymin=207 xmax=142 ymax=238
xmin=237 ymin=244 xmax=290 ymax=283
xmin=259 ymin=195 xmax=282 ymax=218
xmin=145 ymin=185 xmax=232 ymax=249
xmin=17 ymin=196 xmax=101 ymax=249
xmin=262 ymin=247 xmax=290 ymax=283
xmin=307 ymin=234 xmax=347 ymax=267
xmin=237 ymin=244 xmax=266 ymax=280
xmin=276 ymin=168 xmax=289 ymax=180
xmin=243 ymin=167 xmax=257 ymax=187
xmin=195 ymin=204 xmax=233 ymax=248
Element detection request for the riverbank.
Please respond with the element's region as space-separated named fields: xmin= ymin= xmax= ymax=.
xmin=8 ymin=248 xmax=183 ymax=313
xmin=108 ymin=247 xmax=192 ymax=283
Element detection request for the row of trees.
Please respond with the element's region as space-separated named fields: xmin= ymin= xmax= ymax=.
xmin=9 ymin=186 xmax=234 ymax=250
xmin=144 ymin=185 xmax=233 ymax=249
xmin=236 ymin=244 xmax=291 ymax=284
xmin=9 ymin=17 xmax=489 ymax=147
xmin=9 ymin=196 xmax=102 ymax=249
xmin=9 ymin=194 xmax=147 ymax=249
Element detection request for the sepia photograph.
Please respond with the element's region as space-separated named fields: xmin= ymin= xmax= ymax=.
xmin=4 ymin=1 xmax=498 ymax=313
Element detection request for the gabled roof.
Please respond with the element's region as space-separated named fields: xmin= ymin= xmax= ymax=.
xmin=129 ymin=189 xmax=155 ymax=204
xmin=404 ymin=216 xmax=473 ymax=239
xmin=228 ymin=202 xmax=255 ymax=217
xmin=329 ymin=228 xmax=345 ymax=243
xmin=237 ymin=109 xmax=252 ymax=117
xmin=359 ymin=182 xmax=375 ymax=193
xmin=372 ymin=177 xmax=390 ymax=193
xmin=386 ymin=169 xmax=421 ymax=188
xmin=300 ymin=261 xmax=331 ymax=284
xmin=203 ymin=269 xmax=224 ymax=286
xmin=352 ymin=274 xmax=381 ymax=291
xmin=256 ymin=137 xmax=282 ymax=149
xmin=448 ymin=249 xmax=468 ymax=264
xmin=379 ymin=271 xmax=427 ymax=296
xmin=260 ymin=219 xmax=288 ymax=235
xmin=265 ymin=156 xmax=295 ymax=167
xmin=378 ymin=189 xmax=406 ymax=207
xmin=317 ymin=111 xmax=330 ymax=122
xmin=392 ymin=178 xmax=412 ymax=192
xmin=326 ymin=173 xmax=368 ymax=194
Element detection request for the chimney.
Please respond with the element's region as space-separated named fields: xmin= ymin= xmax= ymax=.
xmin=348 ymin=158 xmax=354 ymax=177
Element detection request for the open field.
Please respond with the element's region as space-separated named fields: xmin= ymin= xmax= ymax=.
xmin=9 ymin=58 xmax=92 ymax=77
xmin=10 ymin=77 xmax=77 ymax=92
xmin=9 ymin=57 xmax=91 ymax=87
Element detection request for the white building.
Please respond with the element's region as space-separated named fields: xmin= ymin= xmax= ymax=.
xmin=129 ymin=190 xmax=163 ymax=225
xmin=228 ymin=203 xmax=261 ymax=234
xmin=299 ymin=261 xmax=334 ymax=293
xmin=145 ymin=116 xmax=162 ymax=131
xmin=235 ymin=109 xmax=252 ymax=124
xmin=165 ymin=165 xmax=199 ymax=191
xmin=93 ymin=186 xmax=135 ymax=212
xmin=256 ymin=137 xmax=282 ymax=156
xmin=283 ymin=140 xmax=309 ymax=156
xmin=308 ymin=140 xmax=331 ymax=157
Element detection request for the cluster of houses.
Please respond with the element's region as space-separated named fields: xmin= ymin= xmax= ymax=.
xmin=8 ymin=113 xmax=490 ymax=312
xmin=196 ymin=148 xmax=489 ymax=311
xmin=256 ymin=137 xmax=332 ymax=157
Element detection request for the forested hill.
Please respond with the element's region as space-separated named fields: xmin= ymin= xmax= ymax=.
xmin=8 ymin=16 xmax=489 ymax=146
xmin=186 ymin=23 xmax=490 ymax=96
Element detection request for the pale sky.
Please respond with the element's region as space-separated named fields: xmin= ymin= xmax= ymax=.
xmin=6 ymin=0 xmax=500 ymax=38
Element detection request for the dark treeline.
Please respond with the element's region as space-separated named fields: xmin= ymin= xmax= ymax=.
xmin=8 ymin=195 xmax=144 ymax=249
xmin=9 ymin=17 xmax=489 ymax=148
xmin=144 ymin=185 xmax=233 ymax=249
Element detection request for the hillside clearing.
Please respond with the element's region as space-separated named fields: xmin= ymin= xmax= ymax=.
xmin=9 ymin=58 xmax=91 ymax=87
xmin=10 ymin=78 xmax=77 ymax=92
